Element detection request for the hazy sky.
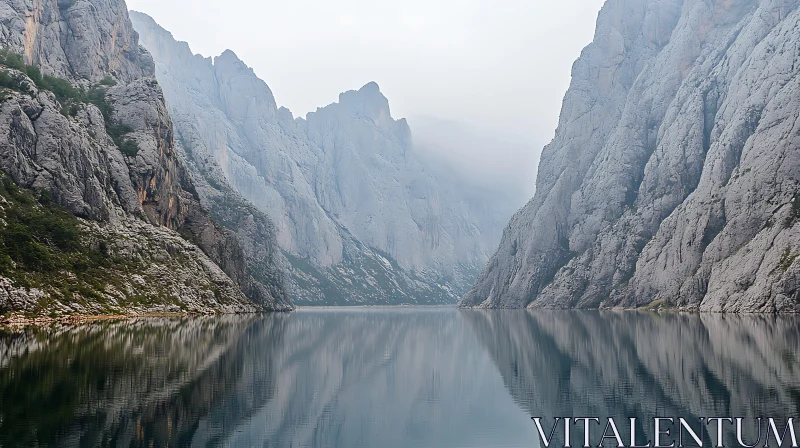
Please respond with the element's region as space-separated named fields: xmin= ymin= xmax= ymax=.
xmin=126 ymin=0 xmax=604 ymax=145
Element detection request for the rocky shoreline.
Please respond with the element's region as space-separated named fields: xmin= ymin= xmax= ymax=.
xmin=0 ymin=312 xmax=197 ymax=329
xmin=0 ymin=310 xmax=287 ymax=329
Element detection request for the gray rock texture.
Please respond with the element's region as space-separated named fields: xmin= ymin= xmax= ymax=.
xmin=132 ymin=12 xmax=504 ymax=305
xmin=0 ymin=0 xmax=153 ymax=82
xmin=462 ymin=0 xmax=800 ymax=312
xmin=0 ymin=0 xmax=291 ymax=313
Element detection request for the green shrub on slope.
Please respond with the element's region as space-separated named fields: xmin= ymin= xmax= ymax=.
xmin=0 ymin=48 xmax=139 ymax=156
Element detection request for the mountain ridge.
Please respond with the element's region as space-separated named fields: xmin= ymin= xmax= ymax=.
xmin=131 ymin=11 xmax=508 ymax=305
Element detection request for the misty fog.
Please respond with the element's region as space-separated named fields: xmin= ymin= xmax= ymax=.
xmin=409 ymin=115 xmax=540 ymax=209
xmin=126 ymin=0 xmax=606 ymax=203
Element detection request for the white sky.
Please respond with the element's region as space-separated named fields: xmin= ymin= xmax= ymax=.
xmin=126 ymin=0 xmax=604 ymax=145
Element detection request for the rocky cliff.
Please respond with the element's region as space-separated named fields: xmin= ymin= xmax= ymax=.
xmin=131 ymin=12 xmax=505 ymax=305
xmin=0 ymin=0 xmax=291 ymax=315
xmin=462 ymin=0 xmax=800 ymax=312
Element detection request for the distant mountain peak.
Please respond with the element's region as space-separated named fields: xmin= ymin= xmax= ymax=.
xmin=129 ymin=10 xmax=156 ymax=24
xmin=333 ymin=81 xmax=395 ymax=124
xmin=214 ymin=49 xmax=253 ymax=75
xmin=132 ymin=15 xmax=507 ymax=307
xmin=216 ymin=49 xmax=242 ymax=63
xmin=360 ymin=81 xmax=381 ymax=92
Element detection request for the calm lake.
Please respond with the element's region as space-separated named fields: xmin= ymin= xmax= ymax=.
xmin=1 ymin=308 xmax=799 ymax=447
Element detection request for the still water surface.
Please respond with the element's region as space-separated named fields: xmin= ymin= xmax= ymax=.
xmin=0 ymin=308 xmax=799 ymax=447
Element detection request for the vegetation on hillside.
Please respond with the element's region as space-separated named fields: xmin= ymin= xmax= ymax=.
xmin=0 ymin=171 xmax=209 ymax=317
xmin=0 ymin=172 xmax=187 ymax=316
xmin=0 ymin=174 xmax=119 ymax=311
xmin=0 ymin=48 xmax=139 ymax=156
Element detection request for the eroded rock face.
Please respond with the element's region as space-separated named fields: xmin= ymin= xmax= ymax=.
xmin=131 ymin=12 xmax=502 ymax=304
xmin=0 ymin=0 xmax=153 ymax=82
xmin=0 ymin=0 xmax=290 ymax=312
xmin=462 ymin=0 xmax=800 ymax=312
xmin=0 ymin=74 xmax=132 ymax=222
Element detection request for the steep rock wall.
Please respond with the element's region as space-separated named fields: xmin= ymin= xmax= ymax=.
xmin=132 ymin=12 xmax=504 ymax=304
xmin=463 ymin=0 xmax=800 ymax=312
xmin=0 ymin=0 xmax=291 ymax=313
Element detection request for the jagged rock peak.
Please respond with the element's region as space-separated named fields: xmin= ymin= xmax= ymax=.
xmin=305 ymin=81 xmax=410 ymax=140
xmin=215 ymin=49 xmax=244 ymax=65
xmin=132 ymin=14 xmax=505 ymax=305
xmin=361 ymin=80 xmax=380 ymax=91
xmin=212 ymin=49 xmax=276 ymax=100
xmin=213 ymin=49 xmax=255 ymax=77
xmin=336 ymin=81 xmax=392 ymax=120
xmin=212 ymin=50 xmax=279 ymax=123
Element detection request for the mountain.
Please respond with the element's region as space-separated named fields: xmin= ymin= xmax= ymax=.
xmin=0 ymin=0 xmax=291 ymax=316
xmin=131 ymin=12 xmax=508 ymax=305
xmin=462 ymin=0 xmax=800 ymax=312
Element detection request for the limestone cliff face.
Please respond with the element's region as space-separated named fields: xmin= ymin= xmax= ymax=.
xmin=132 ymin=12 xmax=500 ymax=305
xmin=0 ymin=0 xmax=291 ymax=313
xmin=0 ymin=0 xmax=153 ymax=83
xmin=300 ymin=83 xmax=489 ymax=276
xmin=462 ymin=0 xmax=800 ymax=312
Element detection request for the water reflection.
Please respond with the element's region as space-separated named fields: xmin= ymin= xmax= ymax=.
xmin=0 ymin=315 xmax=289 ymax=447
xmin=463 ymin=310 xmax=800 ymax=447
xmin=2 ymin=310 xmax=800 ymax=447
xmin=0 ymin=309 xmax=536 ymax=448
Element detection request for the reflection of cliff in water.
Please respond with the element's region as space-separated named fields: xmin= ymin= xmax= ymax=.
xmin=220 ymin=308 xmax=535 ymax=448
xmin=463 ymin=310 xmax=800 ymax=446
xmin=0 ymin=309 xmax=539 ymax=447
xmin=0 ymin=315 xmax=290 ymax=447
xmin=9 ymin=310 xmax=793 ymax=447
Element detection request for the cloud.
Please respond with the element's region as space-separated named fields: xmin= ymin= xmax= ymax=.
xmin=409 ymin=115 xmax=542 ymax=206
